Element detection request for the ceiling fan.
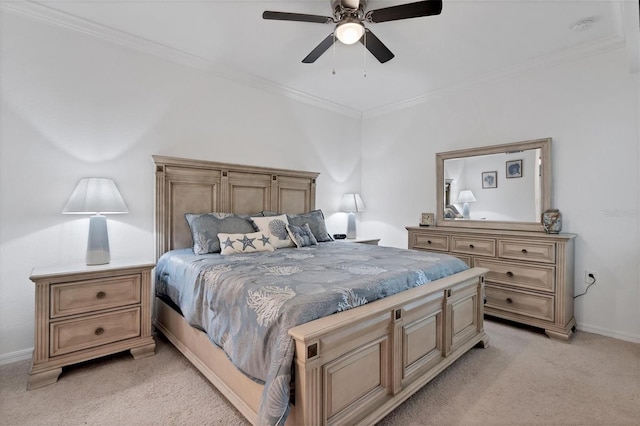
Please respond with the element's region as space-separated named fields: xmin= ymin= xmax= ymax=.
xmin=263 ymin=0 xmax=443 ymax=64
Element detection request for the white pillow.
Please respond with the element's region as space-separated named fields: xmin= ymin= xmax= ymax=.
xmin=249 ymin=214 xmax=294 ymax=249
xmin=218 ymin=231 xmax=275 ymax=255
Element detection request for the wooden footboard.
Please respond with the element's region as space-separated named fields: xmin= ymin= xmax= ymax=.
xmin=155 ymin=267 xmax=488 ymax=426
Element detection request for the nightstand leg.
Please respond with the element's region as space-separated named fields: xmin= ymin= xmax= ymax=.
xmin=130 ymin=342 xmax=156 ymax=359
xmin=27 ymin=367 xmax=62 ymax=390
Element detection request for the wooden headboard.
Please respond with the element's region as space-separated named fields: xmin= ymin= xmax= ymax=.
xmin=153 ymin=156 xmax=319 ymax=260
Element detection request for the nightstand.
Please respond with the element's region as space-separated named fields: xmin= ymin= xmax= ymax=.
xmin=27 ymin=259 xmax=156 ymax=389
xmin=338 ymin=238 xmax=380 ymax=245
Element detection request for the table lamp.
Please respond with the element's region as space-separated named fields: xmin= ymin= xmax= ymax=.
xmin=456 ymin=190 xmax=476 ymax=220
xmin=339 ymin=193 xmax=366 ymax=239
xmin=63 ymin=178 xmax=128 ymax=265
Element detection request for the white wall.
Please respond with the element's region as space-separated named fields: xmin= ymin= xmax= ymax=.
xmin=1 ymin=9 xmax=638 ymax=364
xmin=0 ymin=12 xmax=362 ymax=360
xmin=361 ymin=47 xmax=640 ymax=342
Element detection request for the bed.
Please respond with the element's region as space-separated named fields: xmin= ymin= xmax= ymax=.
xmin=152 ymin=156 xmax=489 ymax=426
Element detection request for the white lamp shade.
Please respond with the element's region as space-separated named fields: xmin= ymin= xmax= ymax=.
xmin=339 ymin=193 xmax=366 ymax=213
xmin=456 ymin=190 xmax=477 ymax=204
xmin=335 ymin=21 xmax=364 ymax=45
xmin=63 ymin=178 xmax=128 ymax=214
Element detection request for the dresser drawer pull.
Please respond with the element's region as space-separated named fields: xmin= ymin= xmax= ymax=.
xmin=469 ymin=244 xmax=475 ymax=249
xmin=506 ymin=298 xmax=513 ymax=304
xmin=427 ymin=240 xmax=432 ymax=244
xmin=94 ymin=327 xmax=105 ymax=336
xmin=96 ymin=291 xmax=106 ymax=299
xmin=521 ymin=249 xmax=528 ymax=254
xmin=506 ymin=271 xmax=514 ymax=278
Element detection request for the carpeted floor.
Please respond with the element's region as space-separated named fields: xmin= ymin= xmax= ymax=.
xmin=1 ymin=319 xmax=638 ymax=425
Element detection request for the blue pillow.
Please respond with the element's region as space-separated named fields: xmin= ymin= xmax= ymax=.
xmin=185 ymin=213 xmax=256 ymax=254
xmin=286 ymin=223 xmax=318 ymax=248
xmin=286 ymin=210 xmax=333 ymax=242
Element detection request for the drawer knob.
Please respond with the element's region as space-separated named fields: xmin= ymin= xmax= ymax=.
xmin=96 ymin=291 xmax=106 ymax=299
xmin=521 ymin=249 xmax=528 ymax=254
xmin=469 ymin=244 xmax=475 ymax=249
xmin=95 ymin=327 xmax=105 ymax=336
xmin=427 ymin=240 xmax=432 ymax=244
xmin=506 ymin=298 xmax=513 ymax=304
xmin=506 ymin=271 xmax=514 ymax=278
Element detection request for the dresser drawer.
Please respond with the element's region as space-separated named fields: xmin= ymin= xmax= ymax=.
xmin=498 ymin=240 xmax=556 ymax=264
xmin=51 ymin=275 xmax=141 ymax=318
xmin=485 ymin=285 xmax=554 ymax=322
xmin=451 ymin=236 xmax=496 ymax=257
xmin=50 ymin=308 xmax=141 ymax=357
xmin=411 ymin=233 xmax=449 ymax=252
xmin=474 ymin=258 xmax=555 ymax=292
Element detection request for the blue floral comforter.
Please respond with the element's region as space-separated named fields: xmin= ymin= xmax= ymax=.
xmin=155 ymin=242 xmax=467 ymax=425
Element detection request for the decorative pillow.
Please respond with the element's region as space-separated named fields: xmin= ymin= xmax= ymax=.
xmin=286 ymin=223 xmax=318 ymax=248
xmin=218 ymin=231 xmax=275 ymax=255
xmin=287 ymin=210 xmax=333 ymax=242
xmin=249 ymin=214 xmax=294 ymax=249
xmin=185 ymin=213 xmax=256 ymax=254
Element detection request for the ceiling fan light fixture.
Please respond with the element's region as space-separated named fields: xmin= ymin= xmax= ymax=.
xmin=335 ymin=20 xmax=364 ymax=44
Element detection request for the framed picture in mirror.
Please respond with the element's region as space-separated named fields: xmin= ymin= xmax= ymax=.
xmin=506 ymin=159 xmax=523 ymax=178
xmin=482 ymin=171 xmax=497 ymax=189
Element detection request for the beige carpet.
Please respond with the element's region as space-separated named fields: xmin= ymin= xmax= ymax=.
xmin=1 ymin=319 xmax=638 ymax=426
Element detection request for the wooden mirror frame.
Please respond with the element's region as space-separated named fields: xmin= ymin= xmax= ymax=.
xmin=436 ymin=138 xmax=552 ymax=232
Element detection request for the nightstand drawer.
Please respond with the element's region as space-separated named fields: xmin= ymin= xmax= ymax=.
xmin=412 ymin=234 xmax=449 ymax=252
xmin=485 ymin=285 xmax=554 ymax=322
xmin=451 ymin=236 xmax=495 ymax=257
xmin=474 ymin=259 xmax=555 ymax=292
xmin=498 ymin=240 xmax=556 ymax=264
xmin=51 ymin=275 xmax=141 ymax=318
xmin=50 ymin=308 xmax=141 ymax=357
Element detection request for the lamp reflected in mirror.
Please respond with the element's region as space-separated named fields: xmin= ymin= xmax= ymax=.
xmin=456 ymin=190 xmax=476 ymax=220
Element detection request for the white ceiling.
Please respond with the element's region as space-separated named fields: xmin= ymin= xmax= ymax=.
xmin=4 ymin=1 xmax=638 ymax=114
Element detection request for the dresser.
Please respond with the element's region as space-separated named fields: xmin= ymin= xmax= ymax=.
xmin=27 ymin=260 xmax=156 ymax=389
xmin=407 ymin=226 xmax=576 ymax=340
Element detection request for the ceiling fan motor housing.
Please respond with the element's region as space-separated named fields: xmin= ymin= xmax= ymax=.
xmin=332 ymin=0 xmax=367 ymax=21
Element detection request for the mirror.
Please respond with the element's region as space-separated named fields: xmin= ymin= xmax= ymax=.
xmin=436 ymin=138 xmax=551 ymax=232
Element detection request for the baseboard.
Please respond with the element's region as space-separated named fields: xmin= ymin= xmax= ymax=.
xmin=576 ymin=323 xmax=640 ymax=343
xmin=0 ymin=348 xmax=33 ymax=366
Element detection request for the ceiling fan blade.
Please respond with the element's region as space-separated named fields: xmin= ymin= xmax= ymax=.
xmin=302 ymin=34 xmax=336 ymax=63
xmin=263 ymin=11 xmax=333 ymax=24
xmin=360 ymin=28 xmax=394 ymax=63
xmin=367 ymin=0 xmax=443 ymax=23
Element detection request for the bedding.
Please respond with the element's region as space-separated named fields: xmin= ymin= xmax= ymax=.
xmin=155 ymin=241 xmax=468 ymax=425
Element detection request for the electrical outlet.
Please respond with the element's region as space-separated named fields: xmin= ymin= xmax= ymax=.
xmin=584 ymin=270 xmax=597 ymax=284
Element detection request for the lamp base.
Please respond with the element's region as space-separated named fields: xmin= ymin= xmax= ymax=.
xmin=86 ymin=215 xmax=110 ymax=265
xmin=462 ymin=202 xmax=470 ymax=220
xmin=346 ymin=212 xmax=357 ymax=239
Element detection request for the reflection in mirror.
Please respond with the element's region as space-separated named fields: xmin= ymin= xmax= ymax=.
xmin=444 ymin=149 xmax=541 ymax=221
xmin=436 ymin=138 xmax=551 ymax=232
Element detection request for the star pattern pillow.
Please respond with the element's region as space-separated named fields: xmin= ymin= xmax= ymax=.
xmin=249 ymin=214 xmax=294 ymax=249
xmin=218 ymin=231 xmax=275 ymax=255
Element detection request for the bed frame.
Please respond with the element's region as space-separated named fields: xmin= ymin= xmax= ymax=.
xmin=153 ymin=155 xmax=489 ymax=425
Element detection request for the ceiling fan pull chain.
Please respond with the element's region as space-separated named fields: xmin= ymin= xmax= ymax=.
xmin=363 ymin=30 xmax=367 ymax=77
xmin=332 ymin=32 xmax=337 ymax=75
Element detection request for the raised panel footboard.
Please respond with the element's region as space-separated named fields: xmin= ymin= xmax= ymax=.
xmin=288 ymin=268 xmax=489 ymax=426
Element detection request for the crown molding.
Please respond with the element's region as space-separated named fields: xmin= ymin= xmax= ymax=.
xmin=0 ymin=0 xmax=362 ymax=119
xmin=0 ymin=0 xmax=211 ymax=70
xmin=1 ymin=1 xmax=628 ymax=121
xmin=363 ymin=34 xmax=626 ymax=119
